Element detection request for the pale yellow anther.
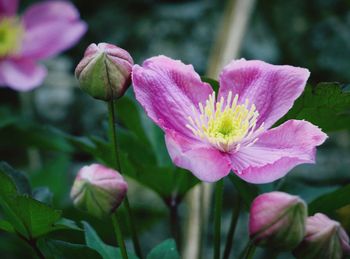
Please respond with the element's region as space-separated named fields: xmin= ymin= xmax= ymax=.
xmin=186 ymin=91 xmax=264 ymax=152
xmin=0 ymin=17 xmax=23 ymax=57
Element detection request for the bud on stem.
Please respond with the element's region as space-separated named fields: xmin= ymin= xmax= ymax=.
xmin=249 ymin=191 xmax=307 ymax=251
xmin=75 ymin=43 xmax=133 ymax=101
xmin=70 ymin=164 xmax=128 ymax=218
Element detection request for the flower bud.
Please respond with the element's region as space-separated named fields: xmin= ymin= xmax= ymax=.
xmin=75 ymin=43 xmax=133 ymax=101
xmin=249 ymin=191 xmax=307 ymax=251
xmin=293 ymin=213 xmax=350 ymax=259
xmin=70 ymin=164 xmax=128 ymax=218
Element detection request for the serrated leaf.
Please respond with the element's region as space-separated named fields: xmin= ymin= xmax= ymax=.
xmin=308 ymin=184 xmax=350 ymax=216
xmin=147 ymin=239 xmax=180 ymax=259
xmin=82 ymin=221 xmax=138 ymax=259
xmin=278 ymin=83 xmax=350 ymax=132
xmin=2 ymin=196 xmax=62 ymax=239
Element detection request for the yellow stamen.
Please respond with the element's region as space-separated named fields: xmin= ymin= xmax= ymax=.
xmin=186 ymin=91 xmax=264 ymax=152
xmin=0 ymin=17 xmax=24 ymax=57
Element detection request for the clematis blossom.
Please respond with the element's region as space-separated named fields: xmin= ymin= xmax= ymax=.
xmin=0 ymin=0 xmax=87 ymax=91
xmin=132 ymin=56 xmax=327 ymax=183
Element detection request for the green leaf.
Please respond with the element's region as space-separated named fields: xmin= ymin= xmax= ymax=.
xmin=0 ymin=161 xmax=31 ymax=195
xmin=117 ymin=97 xmax=150 ymax=146
xmin=0 ymin=164 xmax=18 ymax=197
xmin=228 ymin=174 xmax=260 ymax=209
xmin=2 ymin=195 xmax=62 ymax=239
xmin=30 ymin=155 xmax=71 ymax=207
xmin=38 ymin=239 xmax=101 ymax=259
xmin=0 ymin=219 xmax=15 ymax=233
xmin=121 ymin=156 xmax=199 ymax=202
xmin=52 ymin=218 xmax=82 ymax=232
xmin=82 ymin=221 xmax=138 ymax=259
xmin=147 ymin=239 xmax=180 ymax=259
xmin=278 ymin=83 xmax=350 ymax=132
xmin=308 ymin=184 xmax=350 ymax=216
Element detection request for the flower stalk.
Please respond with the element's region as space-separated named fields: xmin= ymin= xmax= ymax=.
xmin=223 ymin=195 xmax=241 ymax=259
xmin=108 ymin=100 xmax=143 ymax=259
xmin=240 ymin=241 xmax=256 ymax=259
xmin=213 ymin=179 xmax=224 ymax=259
xmin=112 ymin=212 xmax=128 ymax=259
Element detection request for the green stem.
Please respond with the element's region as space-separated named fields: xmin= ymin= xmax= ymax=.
xmin=107 ymin=101 xmax=143 ymax=259
xmin=222 ymin=195 xmax=241 ymax=259
xmin=239 ymin=241 xmax=256 ymax=259
xmin=213 ymin=179 xmax=224 ymax=259
xmin=169 ymin=200 xmax=181 ymax=249
xmin=112 ymin=213 xmax=128 ymax=259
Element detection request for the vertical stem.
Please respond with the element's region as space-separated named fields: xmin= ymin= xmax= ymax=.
xmin=107 ymin=101 xmax=143 ymax=259
xmin=22 ymin=237 xmax=45 ymax=259
xmin=239 ymin=241 xmax=256 ymax=259
xmin=112 ymin=213 xmax=129 ymax=259
xmin=169 ymin=200 xmax=181 ymax=248
xmin=223 ymin=195 xmax=241 ymax=259
xmin=213 ymin=179 xmax=224 ymax=259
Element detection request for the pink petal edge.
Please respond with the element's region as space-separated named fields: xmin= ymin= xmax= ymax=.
xmin=230 ymin=120 xmax=327 ymax=184
xmin=0 ymin=0 xmax=18 ymax=16
xmin=20 ymin=1 xmax=87 ymax=60
xmin=219 ymin=59 xmax=310 ymax=129
xmin=165 ymin=130 xmax=231 ymax=182
xmin=0 ymin=58 xmax=47 ymax=91
xmin=132 ymin=55 xmax=213 ymax=138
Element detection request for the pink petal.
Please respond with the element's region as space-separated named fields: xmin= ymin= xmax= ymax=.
xmin=132 ymin=55 xmax=213 ymax=137
xmin=0 ymin=0 xmax=18 ymax=16
xmin=0 ymin=58 xmax=47 ymax=91
xmin=165 ymin=130 xmax=231 ymax=182
xmin=230 ymin=120 xmax=327 ymax=184
xmin=20 ymin=1 xmax=87 ymax=60
xmin=219 ymin=59 xmax=310 ymax=129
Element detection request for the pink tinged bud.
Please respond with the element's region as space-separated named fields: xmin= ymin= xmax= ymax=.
xmin=293 ymin=213 xmax=350 ymax=259
xmin=249 ymin=191 xmax=307 ymax=251
xmin=75 ymin=43 xmax=133 ymax=101
xmin=70 ymin=164 xmax=128 ymax=218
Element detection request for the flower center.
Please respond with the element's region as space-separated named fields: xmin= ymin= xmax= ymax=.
xmin=0 ymin=17 xmax=23 ymax=57
xmin=186 ymin=91 xmax=264 ymax=152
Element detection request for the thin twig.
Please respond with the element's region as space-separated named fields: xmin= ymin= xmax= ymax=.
xmin=108 ymin=101 xmax=143 ymax=259
xmin=213 ymin=180 xmax=224 ymax=259
xmin=223 ymin=195 xmax=241 ymax=259
xmin=112 ymin=212 xmax=129 ymax=259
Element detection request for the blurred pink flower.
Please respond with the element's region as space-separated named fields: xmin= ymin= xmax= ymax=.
xmin=132 ymin=56 xmax=327 ymax=183
xmin=0 ymin=0 xmax=87 ymax=91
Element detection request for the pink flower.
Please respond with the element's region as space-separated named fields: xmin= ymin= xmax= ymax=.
xmin=0 ymin=0 xmax=87 ymax=91
xmin=132 ymin=56 xmax=327 ymax=183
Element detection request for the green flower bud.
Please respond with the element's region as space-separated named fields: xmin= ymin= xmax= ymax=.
xmin=70 ymin=164 xmax=128 ymax=218
xmin=75 ymin=43 xmax=133 ymax=101
xmin=249 ymin=191 xmax=307 ymax=251
xmin=293 ymin=213 xmax=350 ymax=259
